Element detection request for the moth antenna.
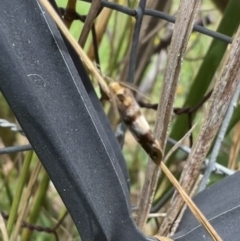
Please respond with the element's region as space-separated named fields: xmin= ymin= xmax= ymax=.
xmin=93 ymin=64 xmax=151 ymax=102
xmin=118 ymin=81 xmax=151 ymax=101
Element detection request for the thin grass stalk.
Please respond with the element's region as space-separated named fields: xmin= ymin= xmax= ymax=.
xmin=87 ymin=7 xmax=114 ymax=60
xmin=110 ymin=15 xmax=134 ymax=77
xmin=38 ymin=0 xmax=111 ymax=98
xmin=0 ymin=164 xmax=13 ymax=204
xmin=136 ymin=0 xmax=202 ymax=229
xmin=228 ymin=121 xmax=240 ymax=169
xmin=153 ymin=124 xmax=197 ymax=207
xmin=56 ymin=211 xmax=73 ymax=240
xmin=6 ymin=151 xmax=33 ymax=236
xmin=198 ymin=81 xmax=240 ymax=192
xmin=169 ymin=174 xmax=203 ymax=236
xmin=0 ymin=213 xmax=9 ymax=241
xmin=21 ymin=170 xmax=50 ymax=241
xmin=134 ymin=1 xmax=171 ymax=84
xmin=159 ymin=163 xmax=222 ymax=241
xmin=108 ymin=10 xmax=118 ymax=69
xmin=118 ymin=0 xmax=141 ymax=81
xmin=63 ymin=0 xmax=77 ymax=28
xmin=78 ymin=0 xmax=102 ymax=47
xmin=159 ymin=25 xmax=240 ymax=236
xmin=10 ymin=161 xmax=42 ymax=241
xmin=226 ymin=105 xmax=240 ymax=134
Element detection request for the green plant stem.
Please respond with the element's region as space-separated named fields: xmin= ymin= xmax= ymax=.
xmin=0 ymin=164 xmax=13 ymax=205
xmin=109 ymin=14 xmax=133 ymax=77
xmin=21 ymin=169 xmax=50 ymax=241
xmin=7 ymin=151 xmax=33 ymax=236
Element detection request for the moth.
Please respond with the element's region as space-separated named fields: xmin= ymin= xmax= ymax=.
xmin=109 ymin=82 xmax=163 ymax=165
xmin=38 ymin=0 xmax=162 ymax=165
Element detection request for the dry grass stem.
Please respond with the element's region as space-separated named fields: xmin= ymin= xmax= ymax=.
xmin=78 ymin=0 xmax=102 ymax=47
xmin=10 ymin=162 xmax=42 ymax=241
xmin=135 ymin=1 xmax=171 ymax=84
xmin=159 ymin=26 xmax=240 ymax=236
xmin=169 ymin=174 xmax=203 ymax=236
xmin=0 ymin=213 xmax=9 ymax=241
xmin=228 ymin=121 xmax=240 ymax=169
xmin=160 ymin=163 xmax=223 ymax=241
xmin=38 ymin=0 xmax=111 ymax=98
xmin=136 ymin=0 xmax=202 ymax=229
xmin=164 ymin=123 xmax=197 ymax=163
xmin=63 ymin=0 xmax=77 ymax=28
xmin=198 ymin=81 xmax=240 ymax=192
xmin=87 ymin=7 xmax=113 ymax=60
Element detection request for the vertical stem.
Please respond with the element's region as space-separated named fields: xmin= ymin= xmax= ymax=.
xmin=159 ymin=26 xmax=240 ymax=236
xmin=7 ymin=151 xmax=33 ymax=236
xmin=136 ymin=0 xmax=202 ymax=229
xmin=63 ymin=0 xmax=77 ymax=29
xmin=198 ymin=81 xmax=240 ymax=192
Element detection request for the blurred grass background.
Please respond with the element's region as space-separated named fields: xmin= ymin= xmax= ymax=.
xmin=0 ymin=0 xmax=239 ymax=240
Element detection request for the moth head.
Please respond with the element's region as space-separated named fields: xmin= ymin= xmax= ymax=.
xmin=109 ymin=82 xmax=122 ymax=94
xmin=109 ymin=82 xmax=126 ymax=101
xmin=151 ymin=141 xmax=163 ymax=165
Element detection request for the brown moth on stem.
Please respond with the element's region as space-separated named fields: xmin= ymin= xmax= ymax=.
xmin=110 ymin=85 xmax=221 ymax=241
xmin=38 ymin=0 xmax=163 ymax=164
xmin=109 ymin=82 xmax=163 ymax=165
xmin=37 ymin=2 xmax=222 ymax=240
xmin=109 ymin=86 xmax=221 ymax=241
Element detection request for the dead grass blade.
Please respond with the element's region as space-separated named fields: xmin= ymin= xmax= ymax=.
xmin=135 ymin=1 xmax=171 ymax=84
xmin=63 ymin=0 xmax=77 ymax=28
xmin=136 ymin=0 xmax=202 ymax=229
xmin=159 ymin=163 xmax=222 ymax=241
xmin=78 ymin=0 xmax=102 ymax=47
xmin=157 ymin=124 xmax=221 ymax=240
xmin=198 ymin=81 xmax=240 ymax=192
xmin=164 ymin=123 xmax=197 ymax=163
xmin=0 ymin=213 xmax=9 ymax=241
xmin=169 ymin=174 xmax=203 ymax=236
xmin=87 ymin=7 xmax=113 ymax=60
xmin=159 ymin=26 xmax=240 ymax=236
xmin=38 ymin=0 xmax=111 ymax=99
xmin=10 ymin=162 xmax=42 ymax=241
xmin=228 ymin=121 xmax=240 ymax=169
